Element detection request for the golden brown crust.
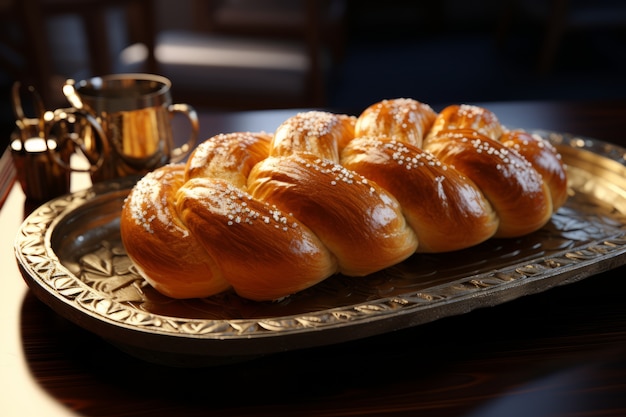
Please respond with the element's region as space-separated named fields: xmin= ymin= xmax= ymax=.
xmin=270 ymin=111 xmax=356 ymax=162
xmin=424 ymin=129 xmax=553 ymax=237
xmin=341 ymin=136 xmax=498 ymax=252
xmin=248 ymin=153 xmax=418 ymax=275
xmin=500 ymin=129 xmax=568 ymax=210
xmin=175 ymin=177 xmax=336 ymax=301
xmin=355 ymin=98 xmax=437 ymax=148
xmin=120 ymin=164 xmax=231 ymax=299
xmin=185 ymin=132 xmax=271 ymax=189
xmin=426 ymin=104 xmax=503 ymax=142
xmin=120 ymin=98 xmax=568 ymax=301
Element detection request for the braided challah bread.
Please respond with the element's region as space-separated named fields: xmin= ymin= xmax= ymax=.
xmin=120 ymin=99 xmax=568 ymax=301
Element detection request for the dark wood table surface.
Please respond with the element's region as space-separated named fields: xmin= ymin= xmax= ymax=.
xmin=2 ymin=100 xmax=626 ymax=417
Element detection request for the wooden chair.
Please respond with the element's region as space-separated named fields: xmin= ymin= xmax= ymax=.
xmin=7 ymin=0 xmax=156 ymax=107
xmin=157 ymin=0 xmax=347 ymax=109
xmin=7 ymin=0 xmax=347 ymax=110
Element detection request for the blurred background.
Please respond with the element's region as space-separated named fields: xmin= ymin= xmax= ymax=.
xmin=1 ymin=0 xmax=626 ymax=150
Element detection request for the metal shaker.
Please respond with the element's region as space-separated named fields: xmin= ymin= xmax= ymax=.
xmin=10 ymin=83 xmax=72 ymax=202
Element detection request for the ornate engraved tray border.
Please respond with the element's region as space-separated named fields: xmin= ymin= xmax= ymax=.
xmin=14 ymin=130 xmax=626 ymax=366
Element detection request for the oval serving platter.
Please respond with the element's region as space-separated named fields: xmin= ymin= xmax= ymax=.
xmin=14 ymin=130 xmax=626 ymax=366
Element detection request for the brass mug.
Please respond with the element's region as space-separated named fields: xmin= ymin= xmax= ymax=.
xmin=59 ymin=73 xmax=199 ymax=183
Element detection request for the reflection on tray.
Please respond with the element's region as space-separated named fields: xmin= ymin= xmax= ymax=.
xmin=69 ymin=186 xmax=623 ymax=321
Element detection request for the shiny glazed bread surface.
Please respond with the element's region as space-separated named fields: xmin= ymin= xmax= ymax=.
xmin=120 ymin=99 xmax=568 ymax=301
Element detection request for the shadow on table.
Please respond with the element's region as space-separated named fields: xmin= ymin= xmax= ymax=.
xmin=19 ymin=264 xmax=626 ymax=416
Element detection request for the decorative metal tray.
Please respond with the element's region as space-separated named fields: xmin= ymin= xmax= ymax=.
xmin=15 ymin=130 xmax=626 ymax=367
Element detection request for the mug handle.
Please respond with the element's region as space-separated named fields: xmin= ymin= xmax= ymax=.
xmin=168 ymin=103 xmax=199 ymax=163
xmin=48 ymin=107 xmax=108 ymax=173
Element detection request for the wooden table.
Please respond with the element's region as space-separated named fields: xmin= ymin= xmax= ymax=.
xmin=2 ymin=100 xmax=626 ymax=416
